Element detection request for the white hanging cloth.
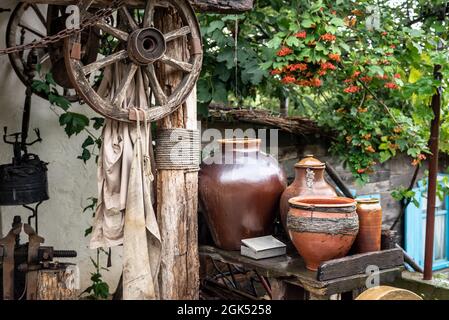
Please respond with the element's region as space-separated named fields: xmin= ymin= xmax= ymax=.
xmin=89 ymin=63 xmax=161 ymax=299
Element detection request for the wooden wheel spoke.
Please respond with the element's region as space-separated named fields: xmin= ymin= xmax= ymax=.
xmin=165 ymin=26 xmax=191 ymax=42
xmin=30 ymin=4 xmax=46 ymax=27
xmin=112 ymin=64 xmax=139 ymax=107
xmin=120 ymin=7 xmax=139 ymax=31
xmin=79 ymin=0 xmax=95 ymax=12
xmin=82 ymin=50 xmax=128 ymax=75
xmin=145 ymin=65 xmax=168 ymax=105
xmin=140 ymin=68 xmax=151 ymax=105
xmin=96 ymin=19 xmax=129 ymax=42
xmin=143 ymin=0 xmax=156 ymax=28
xmin=160 ymin=55 xmax=193 ymax=73
xmin=18 ymin=23 xmax=45 ymax=38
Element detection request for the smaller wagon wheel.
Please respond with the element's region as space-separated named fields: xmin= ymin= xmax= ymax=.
xmin=64 ymin=0 xmax=203 ymax=122
xmin=6 ymin=2 xmax=100 ymax=102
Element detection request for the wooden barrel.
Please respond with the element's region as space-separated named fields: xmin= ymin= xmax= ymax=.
xmin=355 ymin=286 xmax=422 ymax=300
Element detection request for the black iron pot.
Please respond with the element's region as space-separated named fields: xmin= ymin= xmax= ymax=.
xmin=0 ymin=154 xmax=49 ymax=206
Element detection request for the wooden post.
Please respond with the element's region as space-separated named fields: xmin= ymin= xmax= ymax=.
xmin=155 ymin=7 xmax=199 ymax=300
xmin=423 ymin=64 xmax=442 ymax=280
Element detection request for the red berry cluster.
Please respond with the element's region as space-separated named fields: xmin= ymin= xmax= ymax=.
xmin=276 ymin=46 xmax=293 ymax=57
xmin=320 ymin=33 xmax=337 ymax=42
xmin=272 ymin=38 xmax=340 ymax=88
xmin=342 ymin=68 xmax=401 ymax=94
xmin=295 ymin=31 xmax=307 ymax=39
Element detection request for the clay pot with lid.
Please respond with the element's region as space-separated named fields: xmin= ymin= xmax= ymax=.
xmin=280 ymin=155 xmax=337 ymax=232
xmin=287 ymin=197 xmax=359 ymax=271
xmin=199 ymin=138 xmax=287 ymax=250
xmin=354 ymin=198 xmax=382 ymax=253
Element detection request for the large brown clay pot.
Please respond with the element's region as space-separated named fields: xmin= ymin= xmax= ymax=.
xmin=199 ymin=138 xmax=286 ymax=250
xmin=287 ymin=197 xmax=359 ymax=271
xmin=280 ymin=155 xmax=337 ymax=233
xmin=354 ymin=198 xmax=382 ymax=253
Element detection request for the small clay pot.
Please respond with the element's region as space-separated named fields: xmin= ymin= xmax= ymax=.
xmin=354 ymin=198 xmax=382 ymax=253
xmin=199 ymin=138 xmax=286 ymax=250
xmin=287 ymin=197 xmax=359 ymax=271
xmin=279 ymin=155 xmax=337 ymax=233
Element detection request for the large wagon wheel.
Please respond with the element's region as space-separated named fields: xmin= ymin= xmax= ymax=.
xmin=64 ymin=0 xmax=203 ymax=122
xmin=6 ymin=2 xmax=99 ymax=102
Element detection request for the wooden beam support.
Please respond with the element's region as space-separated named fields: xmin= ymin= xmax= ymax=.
xmin=155 ymin=6 xmax=198 ymax=300
xmin=23 ymin=0 xmax=254 ymax=13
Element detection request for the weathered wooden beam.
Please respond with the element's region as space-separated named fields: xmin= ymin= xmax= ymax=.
xmin=23 ymin=0 xmax=254 ymax=13
xmin=317 ymin=248 xmax=404 ymax=281
xmin=155 ymin=6 xmax=198 ymax=300
xmin=208 ymin=104 xmax=323 ymax=137
xmin=191 ymin=0 xmax=253 ymax=13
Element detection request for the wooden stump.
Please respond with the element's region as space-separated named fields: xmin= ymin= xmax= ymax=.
xmin=355 ymin=286 xmax=422 ymax=300
xmin=155 ymin=7 xmax=199 ymax=300
xmin=36 ymin=266 xmax=78 ymax=300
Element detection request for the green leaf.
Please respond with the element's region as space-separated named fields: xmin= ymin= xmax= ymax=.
xmin=84 ymin=226 xmax=93 ymax=237
xmin=82 ymin=136 xmax=95 ymax=149
xmin=301 ymin=19 xmax=314 ymax=28
xmin=78 ymin=148 xmax=91 ymax=163
xmin=379 ymin=151 xmax=391 ymax=162
xmin=408 ymin=67 xmax=422 ymax=84
xmin=212 ymin=81 xmax=228 ymax=102
xmin=31 ymin=80 xmax=50 ymax=94
xmin=216 ymin=47 xmax=236 ymax=69
xmin=49 ymin=93 xmax=71 ymax=111
xmin=197 ymin=79 xmax=212 ymax=103
xmin=285 ymin=36 xmax=300 ymax=47
xmin=260 ymin=61 xmax=273 ymax=70
xmin=330 ymin=17 xmax=345 ymax=27
xmin=92 ymin=117 xmax=105 ymax=130
xmin=45 ymin=73 xmax=57 ymax=86
xmin=198 ymin=102 xmax=209 ymax=118
xmin=59 ymin=112 xmax=90 ymax=137
xmin=206 ymin=20 xmax=225 ymax=34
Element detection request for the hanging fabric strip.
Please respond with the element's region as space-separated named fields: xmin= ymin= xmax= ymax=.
xmin=89 ymin=62 xmax=161 ymax=299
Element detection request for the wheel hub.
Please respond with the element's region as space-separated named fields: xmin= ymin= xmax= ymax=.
xmin=127 ymin=27 xmax=166 ymax=65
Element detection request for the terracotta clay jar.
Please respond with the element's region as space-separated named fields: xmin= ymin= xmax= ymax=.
xmin=287 ymin=197 xmax=359 ymax=271
xmin=199 ymin=138 xmax=287 ymax=250
xmin=354 ymin=198 xmax=382 ymax=253
xmin=280 ymin=155 xmax=337 ymax=233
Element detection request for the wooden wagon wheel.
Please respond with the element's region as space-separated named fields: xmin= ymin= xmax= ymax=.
xmin=6 ymin=2 xmax=100 ymax=102
xmin=64 ymin=0 xmax=203 ymax=122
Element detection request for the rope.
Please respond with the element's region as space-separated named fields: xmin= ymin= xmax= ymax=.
xmin=155 ymin=128 xmax=200 ymax=170
xmin=287 ymin=215 xmax=359 ymax=236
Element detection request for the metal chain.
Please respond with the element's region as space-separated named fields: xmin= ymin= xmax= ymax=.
xmin=0 ymin=0 xmax=126 ymax=56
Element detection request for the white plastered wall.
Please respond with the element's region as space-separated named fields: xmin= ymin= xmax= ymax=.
xmin=0 ymin=0 xmax=122 ymax=294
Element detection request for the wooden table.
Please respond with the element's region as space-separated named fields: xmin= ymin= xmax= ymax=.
xmin=199 ymin=245 xmax=404 ymax=300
